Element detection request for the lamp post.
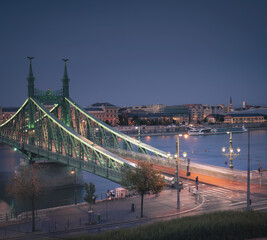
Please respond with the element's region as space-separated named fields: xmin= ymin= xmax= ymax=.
xmin=135 ymin=126 xmax=141 ymax=152
xmin=247 ymin=129 xmax=250 ymax=211
xmin=174 ymin=133 xmax=189 ymax=209
xmin=71 ymin=168 xmax=77 ymax=204
xmin=135 ymin=126 xmax=141 ymax=143
xmin=222 ymin=132 xmax=241 ymax=169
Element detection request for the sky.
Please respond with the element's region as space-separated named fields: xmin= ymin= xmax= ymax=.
xmin=0 ymin=0 xmax=267 ymax=108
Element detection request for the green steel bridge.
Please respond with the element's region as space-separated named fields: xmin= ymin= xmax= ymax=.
xmin=0 ymin=58 xmax=176 ymax=183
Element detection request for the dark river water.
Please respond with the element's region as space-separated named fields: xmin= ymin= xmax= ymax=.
xmin=0 ymin=129 xmax=266 ymax=214
xmin=141 ymin=129 xmax=266 ymax=171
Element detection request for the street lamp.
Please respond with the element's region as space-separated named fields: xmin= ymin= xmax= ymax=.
xmin=70 ymin=168 xmax=77 ymax=204
xmin=222 ymin=132 xmax=241 ymax=169
xmin=135 ymin=126 xmax=141 ymax=152
xmin=176 ymin=133 xmax=189 ymax=209
xmin=135 ymin=126 xmax=141 ymax=143
xmin=247 ymin=129 xmax=250 ymax=211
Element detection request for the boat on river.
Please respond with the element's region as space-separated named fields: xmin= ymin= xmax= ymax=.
xmin=188 ymin=125 xmax=247 ymax=136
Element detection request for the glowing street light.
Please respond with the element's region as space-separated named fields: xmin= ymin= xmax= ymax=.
xmin=175 ymin=133 xmax=189 ymax=209
xmin=222 ymin=132 xmax=241 ymax=169
xmin=135 ymin=126 xmax=141 ymax=143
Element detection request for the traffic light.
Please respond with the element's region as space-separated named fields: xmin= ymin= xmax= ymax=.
xmin=195 ymin=176 xmax=199 ymax=190
xmin=186 ymin=165 xmax=190 ymax=176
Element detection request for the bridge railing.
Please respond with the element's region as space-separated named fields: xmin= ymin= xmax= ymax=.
xmin=108 ymin=148 xmax=176 ymax=168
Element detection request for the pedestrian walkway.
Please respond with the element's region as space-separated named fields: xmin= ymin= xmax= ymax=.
xmin=0 ymin=187 xmax=201 ymax=239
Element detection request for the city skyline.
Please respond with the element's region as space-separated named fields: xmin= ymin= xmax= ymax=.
xmin=1 ymin=0 xmax=267 ymax=107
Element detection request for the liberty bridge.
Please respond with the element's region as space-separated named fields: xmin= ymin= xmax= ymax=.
xmin=0 ymin=58 xmax=177 ymax=183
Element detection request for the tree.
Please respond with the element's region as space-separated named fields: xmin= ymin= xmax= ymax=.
xmin=7 ymin=165 xmax=40 ymax=232
xmin=84 ymin=182 xmax=96 ymax=224
xmin=84 ymin=182 xmax=96 ymax=211
xmin=122 ymin=161 xmax=166 ymax=218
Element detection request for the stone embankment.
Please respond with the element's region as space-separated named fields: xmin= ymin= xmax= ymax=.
xmin=115 ymin=122 xmax=267 ymax=137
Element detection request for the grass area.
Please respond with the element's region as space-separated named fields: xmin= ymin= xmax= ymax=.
xmin=75 ymin=210 xmax=267 ymax=240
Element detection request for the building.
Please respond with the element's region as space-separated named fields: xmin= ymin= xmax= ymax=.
xmin=0 ymin=107 xmax=19 ymax=125
xmin=224 ymin=114 xmax=265 ymax=124
xmin=127 ymin=104 xmax=166 ymax=114
xmin=206 ymin=114 xmax=216 ymax=124
xmin=123 ymin=112 xmax=189 ymax=126
xmin=183 ymin=104 xmax=204 ymax=122
xmin=120 ymin=104 xmax=190 ymax=126
xmin=203 ymin=105 xmax=212 ymax=119
xmin=212 ymin=105 xmax=230 ymax=115
xmin=85 ymin=102 xmax=119 ymax=126
xmin=206 ymin=114 xmax=224 ymax=124
xmin=242 ymin=100 xmax=246 ymax=109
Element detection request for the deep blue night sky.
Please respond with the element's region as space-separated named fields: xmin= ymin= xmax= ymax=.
xmin=0 ymin=0 xmax=267 ymax=107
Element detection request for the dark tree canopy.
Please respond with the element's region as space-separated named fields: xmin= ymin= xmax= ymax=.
xmin=122 ymin=161 xmax=166 ymax=217
xmin=123 ymin=161 xmax=165 ymax=195
xmin=7 ymin=165 xmax=40 ymax=232
xmin=84 ymin=182 xmax=96 ymax=210
xmin=7 ymin=165 xmax=40 ymax=200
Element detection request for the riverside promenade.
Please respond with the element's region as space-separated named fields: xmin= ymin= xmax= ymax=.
xmin=1 ymin=176 xmax=267 ymax=239
xmin=0 ymin=188 xmax=202 ymax=239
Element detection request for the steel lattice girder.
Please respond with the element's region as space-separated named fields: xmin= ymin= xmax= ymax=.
xmin=0 ymin=96 xmax=178 ymax=182
xmin=65 ymin=98 xmax=170 ymax=158
xmin=0 ymin=97 xmax=136 ymax=182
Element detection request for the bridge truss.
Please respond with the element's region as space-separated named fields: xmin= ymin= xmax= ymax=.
xmin=0 ymin=59 xmax=175 ymax=183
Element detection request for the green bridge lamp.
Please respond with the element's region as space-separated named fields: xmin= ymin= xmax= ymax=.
xmin=222 ymin=131 xmax=241 ymax=169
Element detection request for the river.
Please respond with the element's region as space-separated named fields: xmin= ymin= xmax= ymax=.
xmin=141 ymin=129 xmax=266 ymax=171
xmin=0 ymin=129 xmax=266 ymax=214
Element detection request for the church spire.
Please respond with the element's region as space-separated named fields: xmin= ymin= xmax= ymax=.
xmin=62 ymin=59 xmax=70 ymax=98
xmin=27 ymin=57 xmax=35 ymax=97
xmin=230 ymin=96 xmax=232 ymax=109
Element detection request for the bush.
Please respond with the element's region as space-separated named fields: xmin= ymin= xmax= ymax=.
xmin=74 ymin=210 xmax=267 ymax=240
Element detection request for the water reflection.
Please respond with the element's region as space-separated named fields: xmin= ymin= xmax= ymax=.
xmin=0 ymin=143 xmax=120 ymax=214
xmin=141 ymin=129 xmax=267 ymax=171
xmin=0 ymin=129 xmax=266 ymax=213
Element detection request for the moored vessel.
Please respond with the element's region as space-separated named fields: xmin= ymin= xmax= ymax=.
xmin=188 ymin=125 xmax=247 ymax=136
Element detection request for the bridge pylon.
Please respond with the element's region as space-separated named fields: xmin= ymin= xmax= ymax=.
xmin=0 ymin=58 xmax=175 ymax=184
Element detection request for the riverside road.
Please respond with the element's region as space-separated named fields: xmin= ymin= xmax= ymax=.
xmin=1 ymin=178 xmax=267 ymax=240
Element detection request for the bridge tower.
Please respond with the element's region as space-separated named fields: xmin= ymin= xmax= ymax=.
xmin=61 ymin=59 xmax=70 ymax=126
xmin=27 ymin=57 xmax=35 ymax=97
xmin=27 ymin=57 xmax=35 ymax=146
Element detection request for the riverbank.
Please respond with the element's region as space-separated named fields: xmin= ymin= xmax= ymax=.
xmin=115 ymin=123 xmax=267 ymax=137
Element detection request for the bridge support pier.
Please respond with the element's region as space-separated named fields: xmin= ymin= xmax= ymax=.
xmin=16 ymin=162 xmax=84 ymax=189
